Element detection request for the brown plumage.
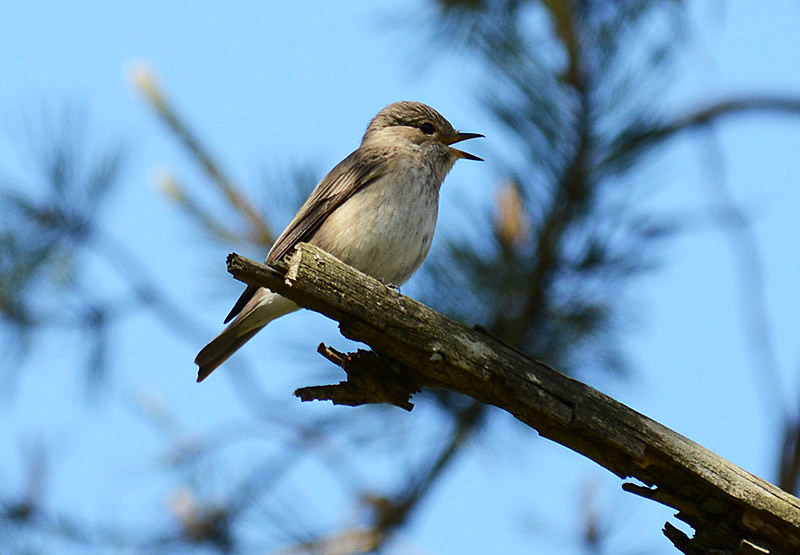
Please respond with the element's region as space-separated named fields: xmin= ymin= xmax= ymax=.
xmin=195 ymin=101 xmax=482 ymax=381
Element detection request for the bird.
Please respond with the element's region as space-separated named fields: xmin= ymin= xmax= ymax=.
xmin=195 ymin=101 xmax=483 ymax=382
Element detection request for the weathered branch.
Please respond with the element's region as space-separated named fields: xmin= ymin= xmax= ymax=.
xmin=226 ymin=245 xmax=800 ymax=554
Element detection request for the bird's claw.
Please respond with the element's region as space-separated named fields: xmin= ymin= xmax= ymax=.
xmin=379 ymin=279 xmax=401 ymax=293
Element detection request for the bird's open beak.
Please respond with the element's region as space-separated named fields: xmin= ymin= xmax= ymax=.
xmin=443 ymin=132 xmax=484 ymax=161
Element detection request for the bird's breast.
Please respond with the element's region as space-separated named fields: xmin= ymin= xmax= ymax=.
xmin=311 ymin=163 xmax=440 ymax=285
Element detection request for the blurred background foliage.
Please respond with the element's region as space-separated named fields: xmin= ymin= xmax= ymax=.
xmin=2 ymin=1 xmax=800 ymax=553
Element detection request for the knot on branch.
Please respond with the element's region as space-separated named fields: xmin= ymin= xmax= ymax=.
xmin=294 ymin=344 xmax=421 ymax=411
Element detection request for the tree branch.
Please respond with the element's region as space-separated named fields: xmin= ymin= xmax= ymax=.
xmin=603 ymin=95 xmax=800 ymax=173
xmin=225 ymin=245 xmax=800 ymax=554
xmin=129 ymin=63 xmax=274 ymax=246
xmin=652 ymin=95 xmax=800 ymax=139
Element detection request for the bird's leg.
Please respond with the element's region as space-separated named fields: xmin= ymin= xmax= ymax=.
xmin=378 ymin=278 xmax=402 ymax=293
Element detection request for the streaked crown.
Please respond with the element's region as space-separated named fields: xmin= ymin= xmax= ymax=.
xmin=363 ymin=101 xmax=457 ymax=141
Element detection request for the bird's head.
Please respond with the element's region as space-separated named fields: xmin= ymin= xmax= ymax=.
xmin=362 ymin=101 xmax=483 ymax=163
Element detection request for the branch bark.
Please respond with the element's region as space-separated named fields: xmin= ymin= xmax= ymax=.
xmin=226 ymin=245 xmax=800 ymax=554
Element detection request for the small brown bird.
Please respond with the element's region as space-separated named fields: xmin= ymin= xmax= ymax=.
xmin=195 ymin=101 xmax=483 ymax=382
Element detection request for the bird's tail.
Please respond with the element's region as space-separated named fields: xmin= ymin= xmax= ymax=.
xmin=194 ymin=289 xmax=297 ymax=382
xmin=195 ymin=322 xmax=265 ymax=382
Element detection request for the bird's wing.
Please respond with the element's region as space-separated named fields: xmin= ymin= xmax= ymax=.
xmin=267 ymin=149 xmax=386 ymax=264
xmin=223 ymin=148 xmax=386 ymax=323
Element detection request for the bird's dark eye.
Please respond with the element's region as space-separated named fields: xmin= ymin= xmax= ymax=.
xmin=420 ymin=122 xmax=435 ymax=135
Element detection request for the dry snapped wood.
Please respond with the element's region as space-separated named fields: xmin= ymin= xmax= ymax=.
xmin=226 ymin=245 xmax=800 ymax=554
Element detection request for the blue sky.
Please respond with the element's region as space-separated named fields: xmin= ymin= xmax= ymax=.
xmin=2 ymin=2 xmax=800 ymax=554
